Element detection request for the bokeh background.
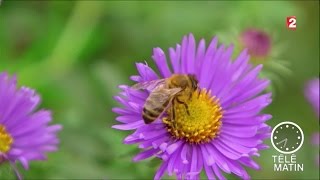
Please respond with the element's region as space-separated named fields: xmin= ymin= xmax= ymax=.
xmin=0 ymin=1 xmax=319 ymax=179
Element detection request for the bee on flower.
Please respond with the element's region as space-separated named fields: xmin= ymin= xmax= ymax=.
xmin=113 ymin=34 xmax=272 ymax=179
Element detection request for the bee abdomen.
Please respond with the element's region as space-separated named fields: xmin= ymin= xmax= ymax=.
xmin=142 ymin=114 xmax=155 ymax=124
xmin=142 ymin=107 xmax=162 ymax=124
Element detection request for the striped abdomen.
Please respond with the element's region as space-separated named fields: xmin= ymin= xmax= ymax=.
xmin=142 ymin=90 xmax=171 ymax=124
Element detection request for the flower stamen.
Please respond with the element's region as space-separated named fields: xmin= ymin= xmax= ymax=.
xmin=0 ymin=124 xmax=13 ymax=153
xmin=163 ymin=89 xmax=223 ymax=144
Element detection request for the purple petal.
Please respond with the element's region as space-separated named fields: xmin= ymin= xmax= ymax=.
xmin=135 ymin=63 xmax=158 ymax=82
xmin=116 ymin=115 xmax=142 ymax=123
xmin=221 ymin=124 xmax=258 ymax=138
xmin=203 ymin=163 xmax=216 ymax=180
xmin=112 ymin=120 xmax=144 ymax=130
xmin=167 ymin=146 xmax=182 ymax=176
xmin=152 ymin=48 xmax=172 ymax=78
xmin=212 ymin=140 xmax=243 ymax=160
xmin=200 ymin=145 xmax=215 ymax=166
xmin=212 ymin=163 xmax=226 ymax=180
xmin=195 ymin=38 xmax=206 ymax=73
xmin=181 ymin=143 xmax=189 ymax=164
xmin=112 ymin=107 xmax=135 ymax=115
xmin=239 ymin=157 xmax=260 ymax=170
xmin=154 ymin=160 xmax=169 ymax=180
xmin=169 ymin=44 xmax=181 ymax=73
xmin=180 ymin=35 xmax=189 ymax=73
xmin=205 ymin=144 xmax=231 ymax=173
xmin=189 ymin=146 xmax=200 ymax=177
xmin=18 ymin=157 xmax=29 ymax=169
xmin=186 ymin=33 xmax=196 ymax=74
xmin=166 ymin=141 xmax=183 ymax=155
xmin=219 ymin=133 xmax=262 ymax=148
xmin=133 ymin=148 xmax=159 ymax=162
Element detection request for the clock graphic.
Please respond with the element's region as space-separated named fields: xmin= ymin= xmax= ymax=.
xmin=271 ymin=121 xmax=304 ymax=154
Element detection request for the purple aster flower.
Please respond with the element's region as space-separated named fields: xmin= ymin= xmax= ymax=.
xmin=113 ymin=34 xmax=272 ymax=179
xmin=0 ymin=72 xmax=62 ymax=178
xmin=305 ymin=78 xmax=319 ymax=117
xmin=239 ymin=28 xmax=271 ymax=58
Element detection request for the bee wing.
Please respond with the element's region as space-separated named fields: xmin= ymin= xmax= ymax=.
xmin=148 ymin=87 xmax=181 ymax=105
xmin=157 ymin=88 xmax=182 ymax=120
xmin=132 ymin=79 xmax=166 ymax=92
xmin=146 ymin=87 xmax=182 ymax=120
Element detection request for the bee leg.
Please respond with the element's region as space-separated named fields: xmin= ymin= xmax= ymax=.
xmin=171 ymin=99 xmax=175 ymax=120
xmin=176 ymin=98 xmax=190 ymax=116
xmin=170 ymin=99 xmax=177 ymax=129
xmin=188 ymin=92 xmax=192 ymax=100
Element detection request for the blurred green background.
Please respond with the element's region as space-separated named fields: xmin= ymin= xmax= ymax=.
xmin=0 ymin=1 xmax=319 ymax=179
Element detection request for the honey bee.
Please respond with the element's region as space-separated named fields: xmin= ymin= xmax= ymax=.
xmin=132 ymin=74 xmax=199 ymax=124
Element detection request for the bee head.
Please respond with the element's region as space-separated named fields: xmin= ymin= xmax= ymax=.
xmin=188 ymin=74 xmax=199 ymax=90
xmin=169 ymin=74 xmax=199 ymax=90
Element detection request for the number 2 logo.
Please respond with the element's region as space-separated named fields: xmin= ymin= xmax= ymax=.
xmin=287 ymin=16 xmax=296 ymax=30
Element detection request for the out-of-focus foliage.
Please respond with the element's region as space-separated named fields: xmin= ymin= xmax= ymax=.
xmin=0 ymin=1 xmax=319 ymax=179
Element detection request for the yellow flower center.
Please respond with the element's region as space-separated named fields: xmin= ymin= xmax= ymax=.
xmin=0 ymin=124 xmax=13 ymax=153
xmin=163 ymin=89 xmax=223 ymax=144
